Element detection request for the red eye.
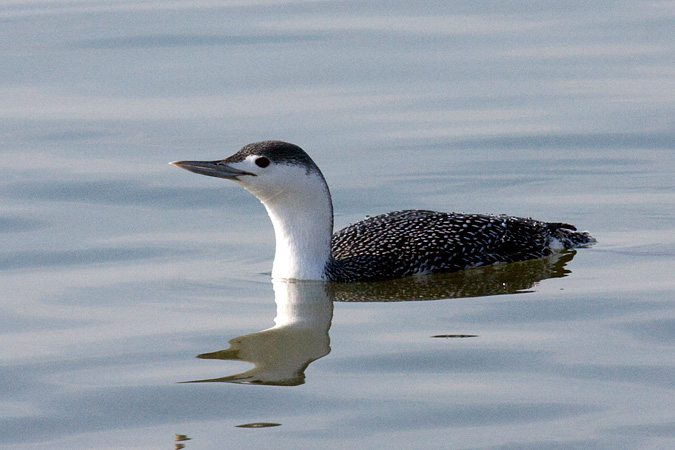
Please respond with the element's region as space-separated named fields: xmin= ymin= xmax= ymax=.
xmin=255 ymin=157 xmax=270 ymax=168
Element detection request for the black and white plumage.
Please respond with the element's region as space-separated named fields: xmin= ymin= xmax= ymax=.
xmin=327 ymin=210 xmax=590 ymax=282
xmin=172 ymin=141 xmax=595 ymax=282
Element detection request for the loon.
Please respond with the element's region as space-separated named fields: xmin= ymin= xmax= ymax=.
xmin=171 ymin=140 xmax=594 ymax=282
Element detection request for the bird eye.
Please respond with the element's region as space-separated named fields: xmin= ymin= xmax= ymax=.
xmin=255 ymin=157 xmax=270 ymax=168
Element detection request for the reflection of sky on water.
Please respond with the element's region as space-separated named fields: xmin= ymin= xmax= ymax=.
xmin=1 ymin=2 xmax=671 ymax=136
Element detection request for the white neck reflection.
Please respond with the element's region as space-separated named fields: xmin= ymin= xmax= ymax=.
xmin=187 ymin=280 xmax=333 ymax=386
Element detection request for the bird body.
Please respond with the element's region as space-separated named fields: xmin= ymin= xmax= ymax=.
xmin=327 ymin=210 xmax=589 ymax=282
xmin=172 ymin=141 xmax=594 ymax=282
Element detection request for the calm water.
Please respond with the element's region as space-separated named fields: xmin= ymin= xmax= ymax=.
xmin=2 ymin=1 xmax=674 ymax=449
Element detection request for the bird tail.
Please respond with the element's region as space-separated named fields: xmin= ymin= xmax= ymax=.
xmin=548 ymin=223 xmax=596 ymax=249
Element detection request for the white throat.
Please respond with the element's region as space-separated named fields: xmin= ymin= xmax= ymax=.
xmin=248 ymin=167 xmax=334 ymax=280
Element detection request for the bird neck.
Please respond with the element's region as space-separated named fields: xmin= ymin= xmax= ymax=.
xmin=260 ymin=177 xmax=334 ymax=281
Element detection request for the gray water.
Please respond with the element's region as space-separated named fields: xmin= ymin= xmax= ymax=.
xmin=2 ymin=1 xmax=674 ymax=449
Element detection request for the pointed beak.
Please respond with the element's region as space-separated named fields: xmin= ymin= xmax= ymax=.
xmin=170 ymin=160 xmax=256 ymax=180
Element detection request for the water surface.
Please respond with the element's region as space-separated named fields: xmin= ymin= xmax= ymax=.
xmin=1 ymin=1 xmax=674 ymax=449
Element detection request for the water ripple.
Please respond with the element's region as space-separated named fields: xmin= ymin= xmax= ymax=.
xmin=71 ymin=33 xmax=329 ymax=50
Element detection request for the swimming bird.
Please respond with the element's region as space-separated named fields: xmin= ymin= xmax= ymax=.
xmin=171 ymin=140 xmax=594 ymax=282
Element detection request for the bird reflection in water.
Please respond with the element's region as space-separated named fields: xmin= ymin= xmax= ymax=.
xmin=187 ymin=280 xmax=332 ymax=386
xmin=184 ymin=251 xmax=577 ymax=386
